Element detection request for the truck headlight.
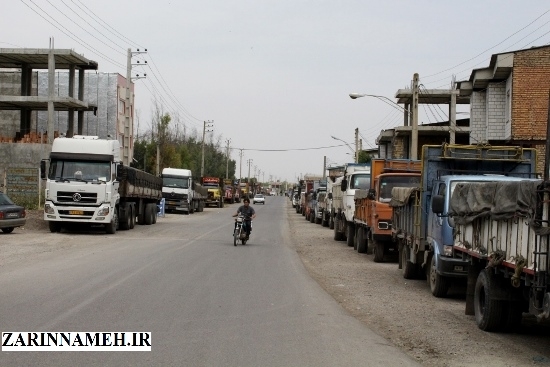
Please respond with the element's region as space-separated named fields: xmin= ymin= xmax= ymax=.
xmin=44 ymin=203 xmax=55 ymax=214
xmin=443 ymin=245 xmax=453 ymax=256
xmin=97 ymin=206 xmax=110 ymax=216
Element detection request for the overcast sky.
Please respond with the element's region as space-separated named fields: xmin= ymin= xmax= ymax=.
xmin=2 ymin=1 xmax=550 ymax=182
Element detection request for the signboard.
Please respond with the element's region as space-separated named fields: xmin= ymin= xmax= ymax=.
xmin=6 ymin=168 xmax=39 ymax=198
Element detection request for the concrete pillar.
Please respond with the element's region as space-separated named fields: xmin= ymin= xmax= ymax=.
xmin=67 ymin=65 xmax=75 ymax=137
xmin=77 ymin=68 xmax=84 ymax=135
xmin=449 ymin=91 xmax=456 ymax=144
xmin=47 ymin=48 xmax=55 ymax=143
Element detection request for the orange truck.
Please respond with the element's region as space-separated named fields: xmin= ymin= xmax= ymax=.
xmin=353 ymin=159 xmax=421 ymax=262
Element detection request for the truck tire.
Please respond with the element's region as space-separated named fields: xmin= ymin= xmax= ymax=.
xmin=333 ymin=218 xmax=343 ymax=241
xmin=129 ymin=205 xmax=135 ymax=229
xmin=152 ymin=205 xmax=158 ymax=224
xmin=329 ymin=215 xmax=334 ymax=229
xmin=220 ymin=199 xmax=224 ymax=208
xmin=310 ymin=212 xmax=315 ymax=223
xmin=144 ymin=203 xmax=154 ymax=225
xmin=474 ymin=269 xmax=507 ymax=331
xmin=321 ymin=213 xmax=329 ymax=227
xmin=105 ymin=210 xmax=118 ymax=234
xmin=49 ymin=221 xmax=61 ymax=233
xmin=346 ymin=223 xmax=355 ymax=247
xmin=400 ymin=245 xmax=417 ymax=279
xmin=428 ymin=255 xmax=450 ymax=298
xmin=357 ymin=228 xmax=368 ymax=254
xmin=199 ymin=201 xmax=204 ymax=212
xmin=315 ymin=212 xmax=321 ymax=225
xmin=119 ymin=203 xmax=131 ymax=230
xmin=373 ymin=239 xmax=385 ymax=263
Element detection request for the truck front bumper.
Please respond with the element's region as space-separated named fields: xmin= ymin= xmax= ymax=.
xmin=437 ymin=255 xmax=469 ymax=278
xmin=44 ymin=202 xmax=112 ymax=223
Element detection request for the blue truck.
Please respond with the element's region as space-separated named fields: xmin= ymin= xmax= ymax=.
xmin=390 ymin=144 xmax=538 ymax=298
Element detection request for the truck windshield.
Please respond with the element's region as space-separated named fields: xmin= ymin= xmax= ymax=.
xmin=162 ymin=176 xmax=189 ymax=189
xmin=379 ymin=176 xmax=421 ymax=202
xmin=49 ymin=160 xmax=111 ymax=182
xmin=350 ymin=174 xmax=371 ymax=190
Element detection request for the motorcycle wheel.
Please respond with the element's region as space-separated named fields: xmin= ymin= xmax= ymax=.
xmin=233 ymin=230 xmax=238 ymax=246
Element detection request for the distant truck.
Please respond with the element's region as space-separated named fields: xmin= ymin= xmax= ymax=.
xmin=161 ymin=168 xmax=206 ymax=213
xmin=448 ymin=179 xmax=549 ymax=331
xmin=331 ymin=163 xmax=371 ymax=246
xmin=390 ymin=144 xmax=537 ymax=298
xmin=353 ymin=159 xmax=421 ymax=262
xmin=223 ymin=179 xmax=239 ymax=203
xmin=42 ymin=135 xmax=162 ymax=234
xmin=201 ymin=177 xmax=224 ymax=208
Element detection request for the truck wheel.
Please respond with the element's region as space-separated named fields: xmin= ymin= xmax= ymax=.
xmin=401 ymin=245 xmax=417 ymax=279
xmin=221 ymin=199 xmax=224 ymax=208
xmin=105 ymin=210 xmax=118 ymax=234
xmin=315 ymin=213 xmax=321 ymax=225
xmin=346 ymin=223 xmax=355 ymax=247
xmin=321 ymin=213 xmax=328 ymax=227
xmin=152 ymin=205 xmax=158 ymax=224
xmin=119 ymin=204 xmax=131 ymax=230
xmin=474 ymin=269 xmax=507 ymax=331
xmin=353 ymin=227 xmax=359 ymax=251
xmin=357 ymin=228 xmax=368 ymax=253
xmin=329 ymin=215 xmax=334 ymax=229
xmin=129 ymin=205 xmax=135 ymax=229
xmin=199 ymin=201 xmax=204 ymax=212
xmin=429 ymin=255 xmax=450 ymax=297
xmin=49 ymin=222 xmax=61 ymax=233
xmin=373 ymin=239 xmax=385 ymax=263
xmin=310 ymin=212 xmax=315 ymax=223
xmin=144 ymin=204 xmax=154 ymax=225
xmin=333 ymin=218 xmax=343 ymax=241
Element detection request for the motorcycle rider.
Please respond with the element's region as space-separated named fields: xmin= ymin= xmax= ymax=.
xmin=232 ymin=198 xmax=256 ymax=240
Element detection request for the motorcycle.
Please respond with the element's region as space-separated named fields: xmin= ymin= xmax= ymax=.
xmin=233 ymin=214 xmax=251 ymax=246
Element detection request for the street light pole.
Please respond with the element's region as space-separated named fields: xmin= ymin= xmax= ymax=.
xmin=331 ymin=135 xmax=356 ymax=162
xmin=349 ymin=88 xmax=418 ymax=159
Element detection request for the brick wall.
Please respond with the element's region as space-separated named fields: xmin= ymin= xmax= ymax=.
xmin=511 ymin=47 xmax=550 ymax=141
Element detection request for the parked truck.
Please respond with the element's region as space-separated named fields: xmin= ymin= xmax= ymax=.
xmin=311 ymin=180 xmax=327 ymax=224
xmin=201 ymin=177 xmax=224 ymax=208
xmin=331 ymin=163 xmax=371 ymax=246
xmin=353 ymin=159 xmax=421 ymax=262
xmin=42 ymin=135 xmax=162 ymax=234
xmin=390 ymin=144 xmax=537 ymax=298
xmin=446 ymin=179 xmax=549 ymax=331
xmin=161 ymin=168 xmax=207 ymax=213
xmin=223 ymin=179 xmax=239 ymax=204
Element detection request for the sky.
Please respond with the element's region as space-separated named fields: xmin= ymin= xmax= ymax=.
xmin=2 ymin=1 xmax=550 ymax=183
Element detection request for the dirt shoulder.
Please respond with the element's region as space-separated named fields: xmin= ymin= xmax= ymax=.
xmin=287 ymin=201 xmax=550 ymax=367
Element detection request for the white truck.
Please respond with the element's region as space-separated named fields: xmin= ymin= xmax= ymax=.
xmin=331 ymin=163 xmax=371 ymax=246
xmin=161 ymin=168 xmax=207 ymax=214
xmin=42 ymin=135 xmax=162 ymax=234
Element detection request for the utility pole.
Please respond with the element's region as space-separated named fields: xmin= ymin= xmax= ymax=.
xmin=201 ymin=120 xmax=214 ymax=177
xmin=354 ymin=127 xmax=359 ymax=163
xmin=225 ymin=139 xmax=231 ymax=179
xmin=124 ymin=48 xmax=147 ymax=166
xmin=247 ymin=159 xmax=253 ymax=194
xmin=239 ymin=149 xmax=243 ymax=181
xmin=411 ymin=73 xmax=419 ymax=160
xmin=323 ymin=156 xmax=327 ymax=179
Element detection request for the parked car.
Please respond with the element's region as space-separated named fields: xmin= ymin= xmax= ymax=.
xmin=0 ymin=193 xmax=26 ymax=233
xmin=253 ymin=194 xmax=265 ymax=205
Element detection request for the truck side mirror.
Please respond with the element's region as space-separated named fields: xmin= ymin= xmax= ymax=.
xmin=340 ymin=179 xmax=347 ymax=191
xmin=367 ymin=188 xmax=376 ymax=200
xmin=328 ymin=192 xmax=333 ymax=199
xmin=40 ymin=159 xmax=47 ymax=179
xmin=431 ymin=195 xmax=445 ymax=214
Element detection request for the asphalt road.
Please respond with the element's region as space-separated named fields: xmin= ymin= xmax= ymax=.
xmin=0 ymin=197 xmax=420 ymax=366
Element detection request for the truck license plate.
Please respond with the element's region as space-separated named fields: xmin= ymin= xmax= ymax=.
xmin=69 ymin=210 xmax=84 ymax=215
